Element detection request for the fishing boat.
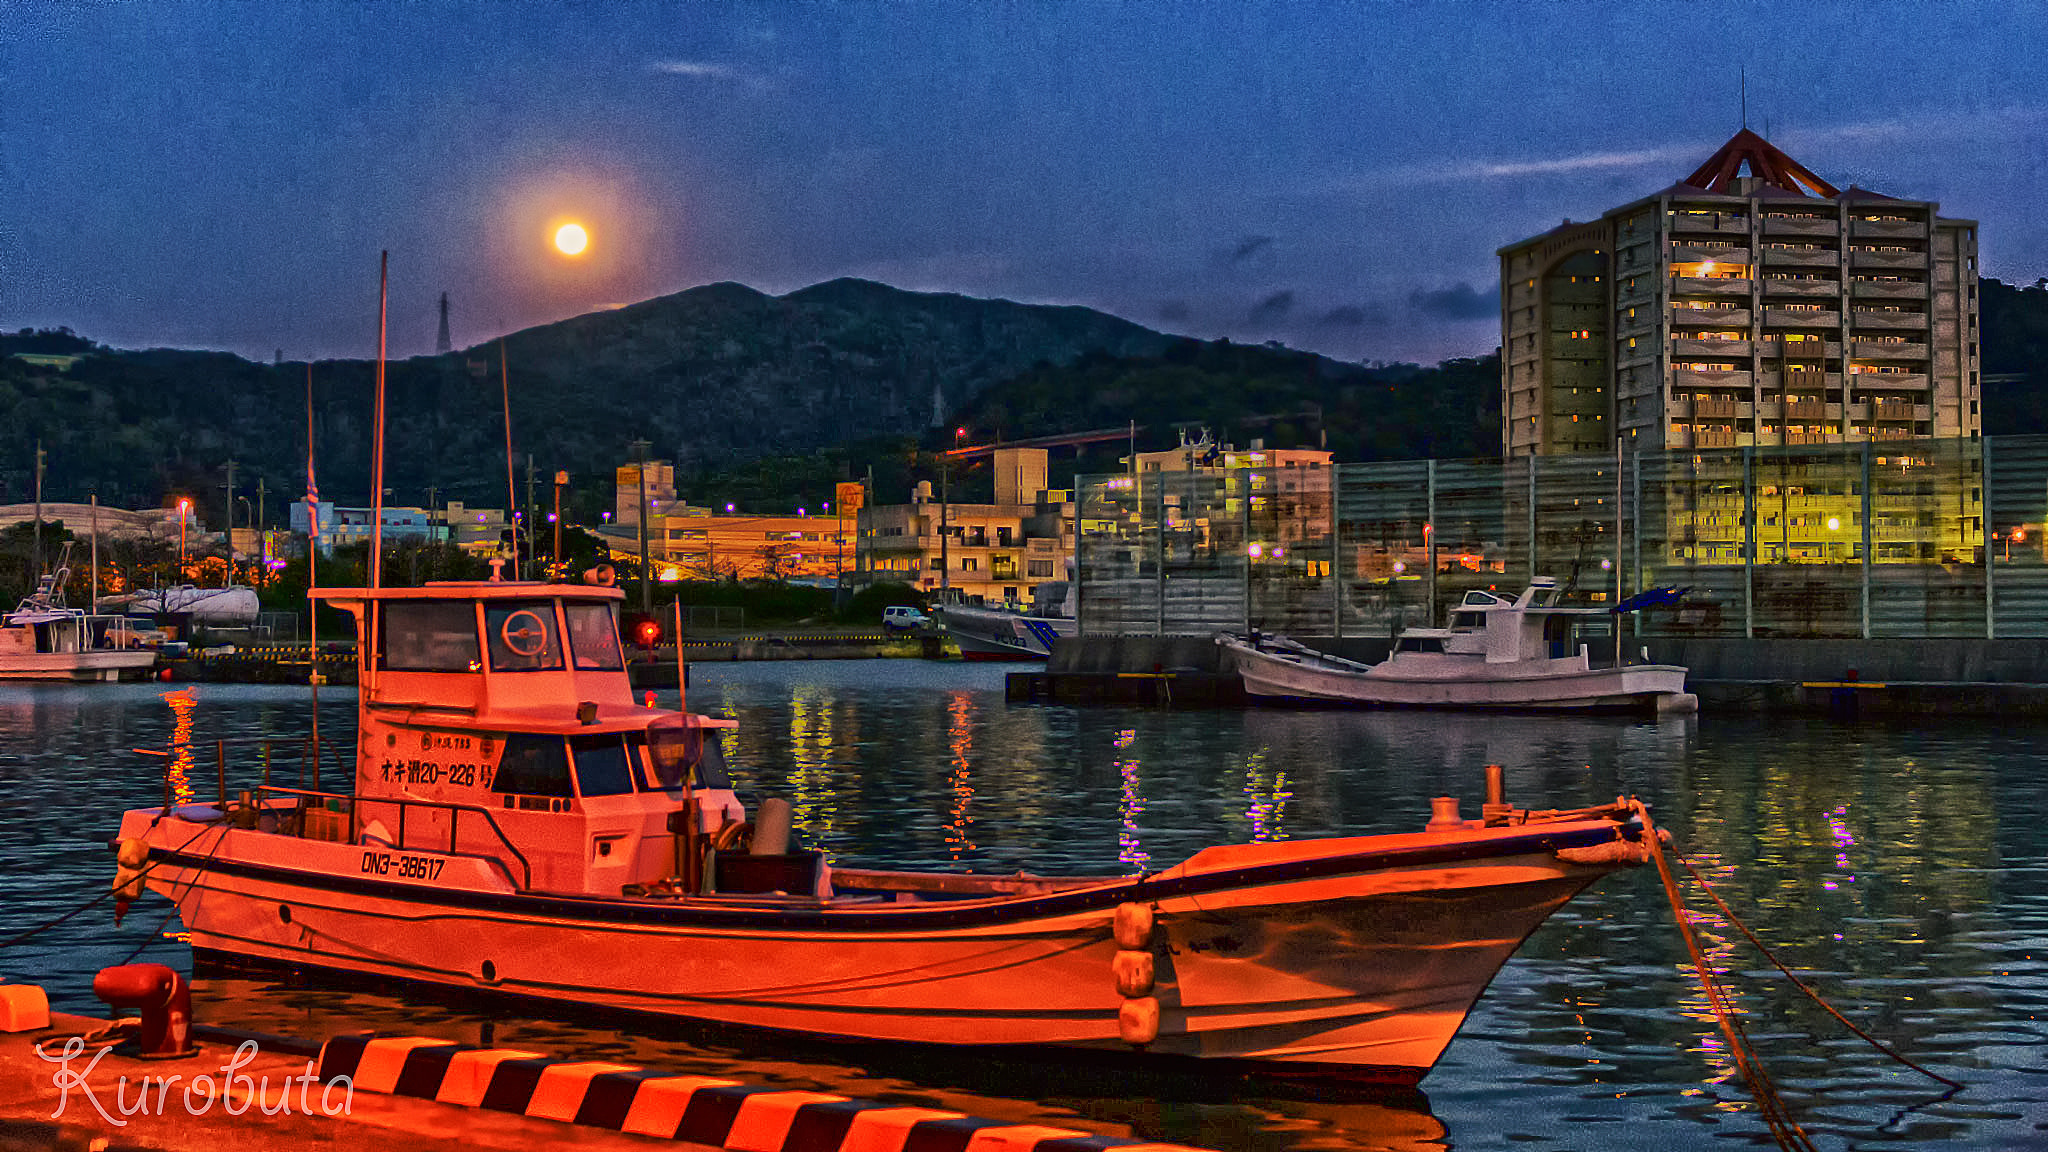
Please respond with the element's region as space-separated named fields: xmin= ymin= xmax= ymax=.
xmin=0 ymin=553 xmax=156 ymax=682
xmin=938 ymin=581 xmax=1076 ymax=660
xmin=1220 ymin=578 xmax=1697 ymax=713
xmin=111 ymin=571 xmax=1656 ymax=1083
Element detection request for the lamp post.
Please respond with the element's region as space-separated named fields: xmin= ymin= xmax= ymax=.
xmin=177 ymin=499 xmax=190 ymax=581
xmin=631 ymin=440 xmax=652 ymax=616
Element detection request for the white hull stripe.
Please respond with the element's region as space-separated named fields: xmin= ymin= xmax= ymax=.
xmin=318 ymin=1035 xmax=1205 ymax=1152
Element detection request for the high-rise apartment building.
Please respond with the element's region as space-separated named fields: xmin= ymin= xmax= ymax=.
xmin=1500 ymin=129 xmax=1980 ymax=458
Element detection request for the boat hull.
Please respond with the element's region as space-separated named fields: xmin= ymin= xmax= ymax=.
xmin=940 ymin=609 xmax=1073 ymax=661
xmin=121 ymin=809 xmax=1634 ymax=1082
xmin=0 ymin=649 xmax=156 ymax=682
xmin=1230 ymin=643 xmax=1695 ymax=712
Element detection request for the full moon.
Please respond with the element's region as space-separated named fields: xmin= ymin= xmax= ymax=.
xmin=554 ymin=223 xmax=588 ymax=256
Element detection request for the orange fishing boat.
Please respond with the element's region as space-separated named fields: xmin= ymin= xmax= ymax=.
xmin=114 ymin=571 xmax=1652 ymax=1083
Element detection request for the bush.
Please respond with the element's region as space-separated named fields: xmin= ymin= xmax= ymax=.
xmin=840 ymin=581 xmax=926 ymax=624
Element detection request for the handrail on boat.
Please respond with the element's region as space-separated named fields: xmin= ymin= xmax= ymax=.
xmin=255 ymin=785 xmax=534 ymax=891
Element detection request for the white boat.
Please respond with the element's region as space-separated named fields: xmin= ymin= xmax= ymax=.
xmin=1221 ymin=578 xmax=1697 ymax=713
xmin=112 ymin=572 xmax=1655 ymax=1084
xmin=0 ymin=565 xmax=157 ymax=682
xmin=939 ymin=581 xmax=1076 ymax=661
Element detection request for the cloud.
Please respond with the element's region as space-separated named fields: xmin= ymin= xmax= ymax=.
xmin=1315 ymin=304 xmax=1389 ymax=328
xmin=649 ymin=59 xmax=774 ymax=90
xmin=1248 ymin=290 xmax=1295 ymax=325
xmin=1227 ymin=235 xmax=1273 ymax=265
xmin=1407 ymin=282 xmax=1498 ymax=321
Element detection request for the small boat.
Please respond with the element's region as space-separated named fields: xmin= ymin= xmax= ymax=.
xmin=1221 ymin=578 xmax=1697 ymax=713
xmin=0 ymin=556 xmax=157 ymax=682
xmin=114 ymin=572 xmax=1654 ymax=1084
xmin=939 ymin=581 xmax=1076 ymax=660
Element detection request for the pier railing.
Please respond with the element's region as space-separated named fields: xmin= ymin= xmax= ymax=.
xmin=1077 ymin=433 xmax=2045 ymax=641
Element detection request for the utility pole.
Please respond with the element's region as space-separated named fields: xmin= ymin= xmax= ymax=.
xmin=525 ymin=455 xmax=538 ymax=579
xmin=424 ymin=485 xmax=439 ymax=545
xmin=631 ymin=440 xmax=653 ymax=616
xmin=554 ymin=471 xmax=568 ymax=568
xmin=254 ymin=477 xmax=267 ymax=530
xmin=222 ymin=459 xmax=238 ymax=587
xmin=31 ymin=439 xmax=44 ymax=577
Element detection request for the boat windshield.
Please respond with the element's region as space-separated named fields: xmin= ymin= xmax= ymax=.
xmin=644 ymin=719 xmax=734 ymax=791
xmin=491 ymin=733 xmax=573 ymax=797
xmin=485 ymin=601 xmax=564 ymax=672
xmin=568 ymin=733 xmax=637 ymax=796
xmin=565 ymin=603 xmax=625 ymax=670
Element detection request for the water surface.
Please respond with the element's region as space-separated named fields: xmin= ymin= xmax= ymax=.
xmin=1 ymin=663 xmax=2041 ymax=1149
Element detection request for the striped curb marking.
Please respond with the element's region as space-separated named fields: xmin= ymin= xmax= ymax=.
xmin=319 ymin=1036 xmax=1204 ymax=1152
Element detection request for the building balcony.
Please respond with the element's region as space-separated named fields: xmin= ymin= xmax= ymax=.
xmin=1761 ymin=247 xmax=1838 ymax=268
xmin=1763 ymin=340 xmax=1841 ymax=358
xmin=1691 ymin=398 xmax=1741 ymax=418
xmin=1769 ymin=371 xmax=1842 ymax=391
xmin=1852 ymin=340 xmax=1928 ymax=359
xmin=1762 ymin=278 xmax=1840 ymax=298
xmin=1671 ymin=243 xmax=1751 ymax=264
xmin=1849 ymin=217 xmax=1928 ymax=240
xmin=1851 ymin=249 xmax=1928 ymax=271
xmin=1783 ymin=400 xmax=1829 ymax=420
xmin=1785 ymin=432 xmax=1838 ymax=446
xmin=1669 ymin=305 xmax=1749 ymax=325
xmin=1851 ymin=310 xmax=1927 ymax=331
xmin=1671 ymin=337 xmax=1751 ymax=357
xmin=1763 ymin=216 xmax=1840 ymax=237
xmin=1670 ymin=275 xmax=1753 ymax=296
xmin=1686 ymin=428 xmax=1739 ymax=449
xmin=1674 ymin=368 xmax=1752 ymax=390
xmin=1667 ymin=213 xmax=1750 ymax=235
xmin=1761 ymin=308 xmax=1839 ymax=327
xmin=1849 ymin=372 xmax=1928 ymax=390
xmin=1849 ymin=279 xmax=1927 ymax=300
xmin=1863 ymin=401 xmax=1933 ymax=421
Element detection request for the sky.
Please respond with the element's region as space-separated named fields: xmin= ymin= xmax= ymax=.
xmin=4 ymin=1 xmax=2045 ymax=367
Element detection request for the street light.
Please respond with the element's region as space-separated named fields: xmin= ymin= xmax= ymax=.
xmin=177 ymin=499 xmax=190 ymax=578
xmin=553 ymin=470 xmax=568 ymax=567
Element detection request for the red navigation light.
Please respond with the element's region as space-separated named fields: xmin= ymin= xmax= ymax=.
xmin=637 ymin=620 xmax=661 ymax=647
xmin=2016 ymin=528 xmax=2028 ymax=543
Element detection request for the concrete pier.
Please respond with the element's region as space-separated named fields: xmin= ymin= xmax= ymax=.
xmin=1020 ymin=634 xmax=2048 ymax=716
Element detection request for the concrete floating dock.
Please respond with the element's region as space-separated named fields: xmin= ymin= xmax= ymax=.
xmin=1023 ymin=634 xmax=2048 ymax=715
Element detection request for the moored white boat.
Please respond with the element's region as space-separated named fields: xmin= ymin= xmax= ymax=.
xmin=0 ymin=561 xmax=156 ymax=682
xmin=1221 ymin=578 xmax=1697 ymax=713
xmin=113 ymin=573 xmax=1654 ymax=1083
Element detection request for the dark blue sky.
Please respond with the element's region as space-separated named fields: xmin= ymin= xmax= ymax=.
xmin=5 ymin=2 xmax=2043 ymax=365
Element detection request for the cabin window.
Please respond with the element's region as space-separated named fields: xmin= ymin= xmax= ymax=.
xmin=1451 ymin=612 xmax=1483 ymax=628
xmin=569 ymin=734 xmax=636 ymax=796
xmin=564 ymin=603 xmax=625 ymax=671
xmin=491 ymin=734 xmax=573 ymax=797
xmin=380 ymin=602 xmax=482 ymax=672
xmin=642 ymin=726 xmax=733 ymax=791
xmin=1395 ymin=637 xmax=1445 ymax=653
xmin=484 ymin=601 xmax=564 ymax=672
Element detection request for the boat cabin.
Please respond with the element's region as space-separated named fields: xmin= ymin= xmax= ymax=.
xmin=307 ymin=578 xmax=752 ymax=897
xmin=1390 ymin=578 xmax=1609 ymax=668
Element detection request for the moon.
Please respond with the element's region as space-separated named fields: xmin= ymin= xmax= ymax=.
xmin=554 ymin=223 xmax=588 ymax=256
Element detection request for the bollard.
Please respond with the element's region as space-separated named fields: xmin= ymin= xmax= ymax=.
xmin=1482 ymin=763 xmax=1512 ymax=826
xmin=91 ymin=964 xmax=198 ymax=1059
xmin=1426 ymin=795 xmax=1464 ymax=831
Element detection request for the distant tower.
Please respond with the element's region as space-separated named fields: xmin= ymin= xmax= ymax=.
xmin=930 ymin=380 xmax=945 ymax=428
xmin=436 ymin=292 xmax=452 ymax=354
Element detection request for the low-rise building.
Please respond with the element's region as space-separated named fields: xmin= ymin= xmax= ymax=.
xmin=855 ymin=448 xmax=1076 ymax=605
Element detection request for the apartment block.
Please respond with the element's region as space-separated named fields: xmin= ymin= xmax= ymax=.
xmin=1501 ymin=129 xmax=1980 ymax=458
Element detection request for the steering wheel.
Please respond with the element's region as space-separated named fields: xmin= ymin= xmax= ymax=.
xmin=499 ymin=610 xmax=549 ymax=658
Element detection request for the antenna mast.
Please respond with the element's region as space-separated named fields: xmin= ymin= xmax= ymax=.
xmin=370 ymin=251 xmax=389 ymax=589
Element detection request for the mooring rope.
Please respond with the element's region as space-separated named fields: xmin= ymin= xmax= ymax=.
xmin=1633 ymin=801 xmax=1818 ymax=1151
xmin=0 ymin=823 xmax=218 ymax=951
xmin=1677 ymin=856 xmax=1964 ymax=1091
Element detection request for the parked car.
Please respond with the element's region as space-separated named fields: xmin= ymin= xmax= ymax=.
xmin=882 ymin=606 xmax=930 ymax=632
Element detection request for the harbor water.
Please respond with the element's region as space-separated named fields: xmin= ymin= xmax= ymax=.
xmin=1 ymin=663 xmax=2042 ymax=1149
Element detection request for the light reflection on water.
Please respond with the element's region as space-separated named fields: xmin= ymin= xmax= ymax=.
xmin=1 ymin=663 xmax=2045 ymax=1150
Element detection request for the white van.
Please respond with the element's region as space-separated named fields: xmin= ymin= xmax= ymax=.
xmin=882 ymin=606 xmax=930 ymax=632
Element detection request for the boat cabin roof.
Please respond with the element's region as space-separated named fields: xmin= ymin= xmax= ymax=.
xmin=311 ymin=580 xmax=624 ymax=605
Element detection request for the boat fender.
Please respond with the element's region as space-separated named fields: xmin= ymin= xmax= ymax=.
xmin=1112 ymin=901 xmax=1155 ymax=950
xmin=1111 ymin=950 xmax=1155 ymax=998
xmin=111 ymin=838 xmax=150 ymax=925
xmin=752 ymin=797 xmax=793 ymax=856
xmin=1118 ymin=996 xmax=1160 ymax=1046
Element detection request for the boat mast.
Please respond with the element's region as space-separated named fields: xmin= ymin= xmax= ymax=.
xmin=89 ymin=491 xmax=98 ymax=614
xmin=307 ymin=361 xmax=321 ymax=785
xmin=501 ymin=338 xmax=519 ymax=577
xmin=370 ymin=251 xmax=389 ymax=590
